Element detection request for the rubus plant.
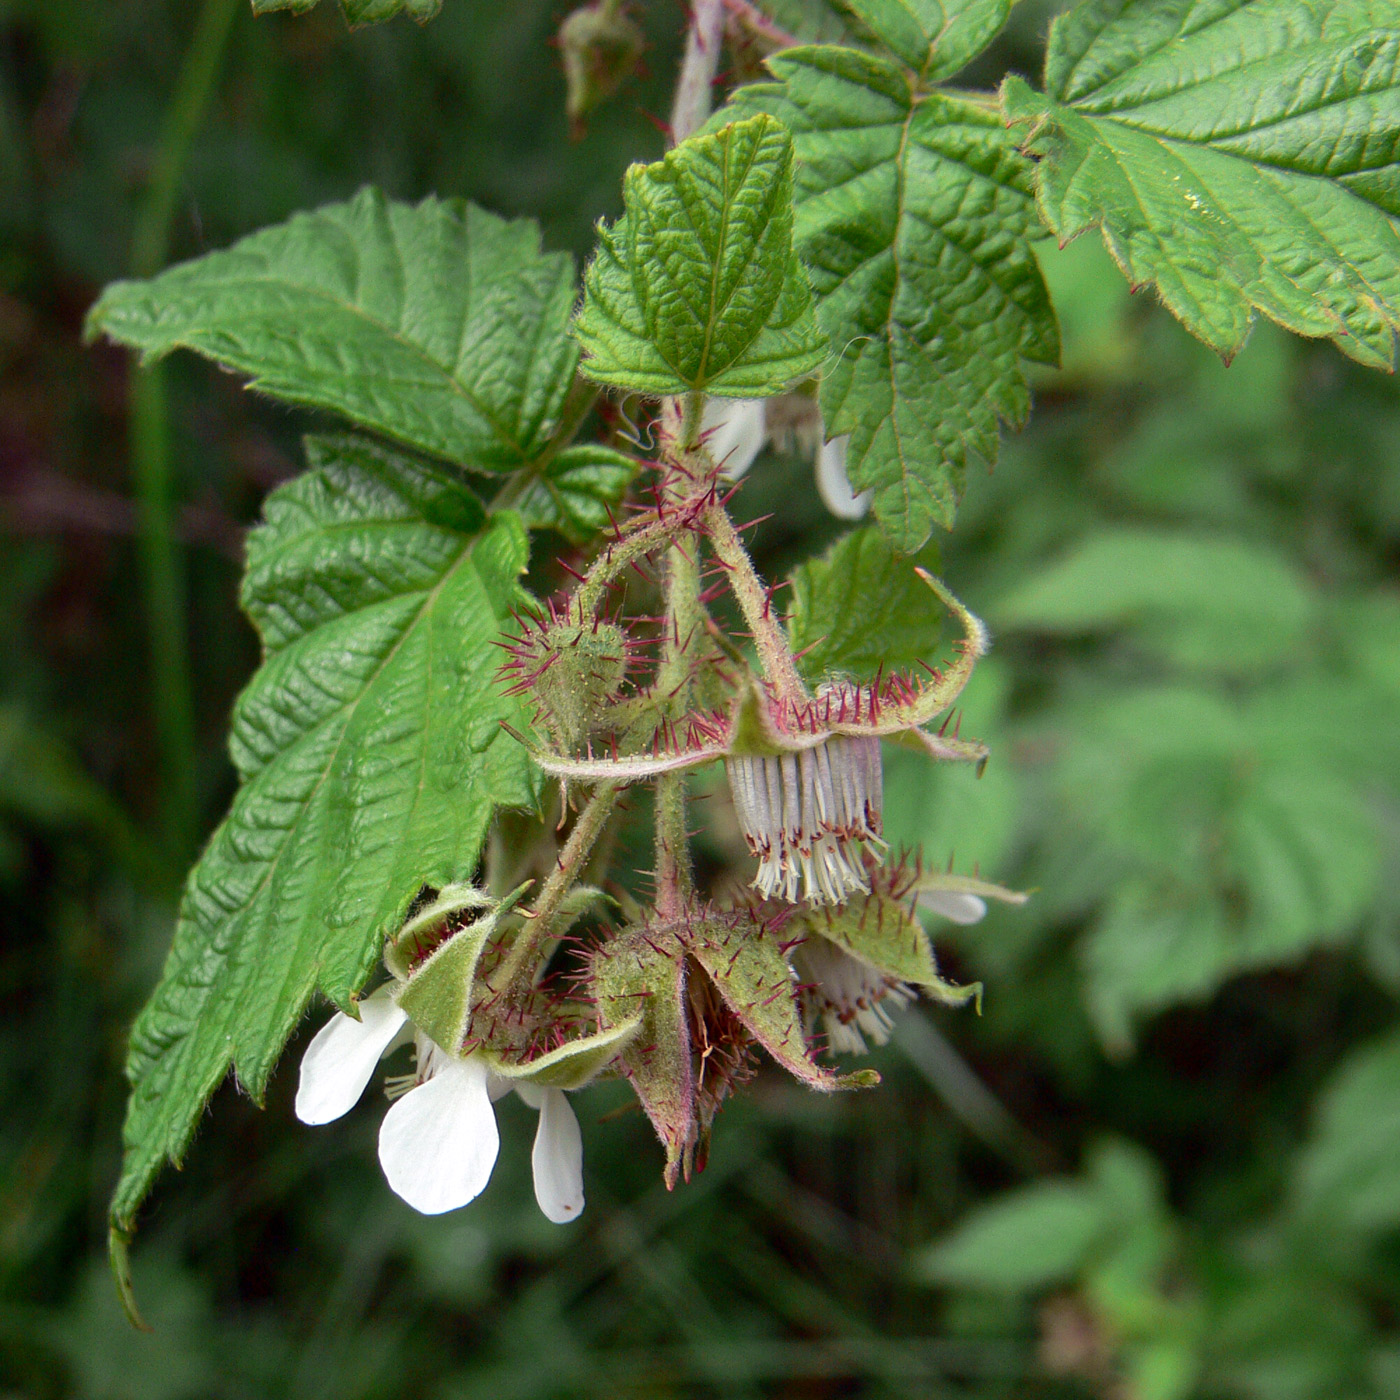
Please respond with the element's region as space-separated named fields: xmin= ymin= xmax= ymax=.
xmin=87 ymin=0 xmax=1400 ymax=1317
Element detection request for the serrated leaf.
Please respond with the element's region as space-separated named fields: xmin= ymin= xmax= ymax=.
xmin=1002 ymin=3 xmax=1400 ymax=367
xmin=514 ymin=444 xmax=637 ymax=543
xmin=87 ymin=189 xmax=578 ymax=472
xmin=729 ymin=48 xmax=1057 ymax=547
xmin=112 ymin=433 xmax=538 ymax=1232
xmin=573 ymin=114 xmax=829 ymax=397
xmin=786 ymin=526 xmax=942 ymax=681
xmin=842 ymin=0 xmax=1010 ymax=80
xmin=251 ymin=0 xmax=441 ymax=27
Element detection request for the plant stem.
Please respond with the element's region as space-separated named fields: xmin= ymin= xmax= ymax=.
xmin=499 ymin=783 xmax=619 ymax=997
xmin=670 ymin=0 xmax=726 ymax=145
xmin=703 ymin=501 xmax=807 ymax=704
xmin=129 ymin=0 xmax=240 ymax=862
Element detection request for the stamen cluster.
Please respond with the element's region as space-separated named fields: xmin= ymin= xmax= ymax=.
xmin=726 ymin=734 xmax=884 ymax=904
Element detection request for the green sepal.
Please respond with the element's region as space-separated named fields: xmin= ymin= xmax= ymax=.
xmin=800 ymin=884 xmax=978 ymax=1007
xmin=483 ymin=1015 xmax=643 ymax=1090
xmin=382 ymin=883 xmax=498 ymax=982
xmin=684 ymin=915 xmax=877 ymax=1090
xmin=393 ymin=882 xmax=530 ymax=1052
xmin=573 ymin=114 xmax=829 ymax=397
xmin=592 ymin=929 xmax=693 ymax=1168
xmin=515 ymin=444 xmax=637 ymax=544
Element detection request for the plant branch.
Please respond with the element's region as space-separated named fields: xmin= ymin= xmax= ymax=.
xmin=703 ymin=500 xmax=807 ymax=704
xmin=499 ymin=783 xmax=619 ymax=997
xmin=670 ymin=0 xmax=726 ymax=145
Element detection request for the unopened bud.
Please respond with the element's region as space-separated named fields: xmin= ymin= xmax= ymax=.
xmin=558 ymin=2 xmax=646 ymax=138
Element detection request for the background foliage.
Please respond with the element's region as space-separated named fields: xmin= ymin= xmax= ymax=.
xmin=2 ymin=1 xmax=1399 ymax=1397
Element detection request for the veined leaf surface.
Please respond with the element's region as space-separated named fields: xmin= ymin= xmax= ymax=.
xmin=113 ymin=435 xmax=537 ymax=1230
xmin=573 ymin=114 xmax=829 ymax=397
xmin=730 ymin=49 xmax=1058 ymax=547
xmin=88 ymin=190 xmax=579 ymax=472
xmin=1004 ymin=0 xmax=1400 ymax=366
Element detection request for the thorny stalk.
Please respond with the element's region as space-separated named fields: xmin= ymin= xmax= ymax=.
xmin=702 ymin=500 xmax=808 ymax=706
xmin=498 ymin=782 xmax=619 ymax=998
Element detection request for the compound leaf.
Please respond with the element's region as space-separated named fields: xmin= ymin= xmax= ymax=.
xmin=786 ymin=525 xmax=943 ymax=681
xmin=731 ymin=48 xmax=1058 ymax=547
xmin=573 ymin=114 xmax=829 ymax=397
xmin=112 ymin=433 xmax=538 ymax=1232
xmin=1003 ymin=1 xmax=1400 ymax=367
xmin=87 ymin=189 xmax=579 ymax=472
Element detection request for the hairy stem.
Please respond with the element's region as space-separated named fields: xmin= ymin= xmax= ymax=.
xmin=653 ymin=535 xmax=702 ymax=914
xmin=703 ymin=501 xmax=807 ymax=704
xmin=670 ymin=0 xmax=725 ymax=145
xmin=129 ymin=0 xmax=240 ymax=861
xmin=499 ymin=783 xmax=619 ymax=997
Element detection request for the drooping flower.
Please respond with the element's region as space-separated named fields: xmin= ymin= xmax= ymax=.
xmin=701 ymin=395 xmax=871 ymax=519
xmin=786 ymin=857 xmax=1028 ymax=1055
xmin=295 ymin=987 xmax=587 ymax=1222
xmin=529 ymin=573 xmax=990 ymax=908
xmin=725 ymin=730 xmax=884 ymax=904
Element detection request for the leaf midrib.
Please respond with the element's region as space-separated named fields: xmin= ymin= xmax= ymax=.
xmin=135 ymin=266 xmax=542 ymax=461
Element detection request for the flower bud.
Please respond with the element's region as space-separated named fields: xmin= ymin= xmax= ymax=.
xmin=558 ymin=2 xmax=646 ymax=138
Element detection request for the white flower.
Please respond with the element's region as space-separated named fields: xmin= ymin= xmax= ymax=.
xmin=701 ymin=397 xmax=767 ymax=480
xmin=295 ymin=988 xmax=586 ymax=1223
xmin=793 ymin=936 xmax=912 ymax=1055
xmin=814 ymin=435 xmax=871 ymax=521
xmin=918 ymin=889 xmax=988 ymax=924
xmin=701 ymin=396 xmax=872 ymax=520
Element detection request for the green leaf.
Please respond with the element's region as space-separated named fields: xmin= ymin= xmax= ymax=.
xmin=1002 ymin=3 xmax=1400 ymax=367
xmin=87 ymin=189 xmax=579 ymax=472
xmin=729 ymin=48 xmax=1058 ymax=548
xmin=916 ymin=1178 xmax=1109 ymax=1290
xmin=1294 ymin=1031 xmax=1400 ymax=1233
xmin=993 ymin=529 xmax=1319 ymax=672
xmin=785 ymin=526 xmax=942 ymax=681
xmin=251 ymin=0 xmax=441 ymax=27
xmin=112 ymin=433 xmax=538 ymax=1231
xmin=842 ymin=0 xmax=1010 ymax=80
xmin=572 ymin=114 xmax=829 ymax=397
xmin=514 ymin=444 xmax=637 ymax=544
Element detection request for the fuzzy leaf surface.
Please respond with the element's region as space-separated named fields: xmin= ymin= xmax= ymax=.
xmin=786 ymin=526 xmax=943 ymax=681
xmin=1003 ymin=1 xmax=1400 ymax=366
xmin=730 ymin=49 xmax=1057 ymax=547
xmin=87 ymin=189 xmax=578 ymax=472
xmin=573 ymin=115 xmax=829 ymax=396
xmin=841 ymin=0 xmax=1010 ymax=80
xmin=112 ymin=434 xmax=538 ymax=1230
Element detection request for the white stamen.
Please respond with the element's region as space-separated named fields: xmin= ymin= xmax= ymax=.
xmin=725 ymin=733 xmax=884 ymax=905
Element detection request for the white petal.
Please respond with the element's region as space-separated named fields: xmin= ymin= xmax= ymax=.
xmin=295 ymin=989 xmax=408 ymax=1126
xmin=702 ymin=398 xmax=766 ymax=480
xmin=529 ymin=1087 xmax=585 ymax=1224
xmin=378 ymin=1057 xmax=500 ymax=1215
xmin=815 ymin=436 xmax=871 ymax=520
xmin=920 ymin=890 xmax=988 ymax=925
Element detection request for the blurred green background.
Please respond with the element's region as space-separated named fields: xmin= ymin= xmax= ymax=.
xmin=3 ymin=1 xmax=1400 ymax=1396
